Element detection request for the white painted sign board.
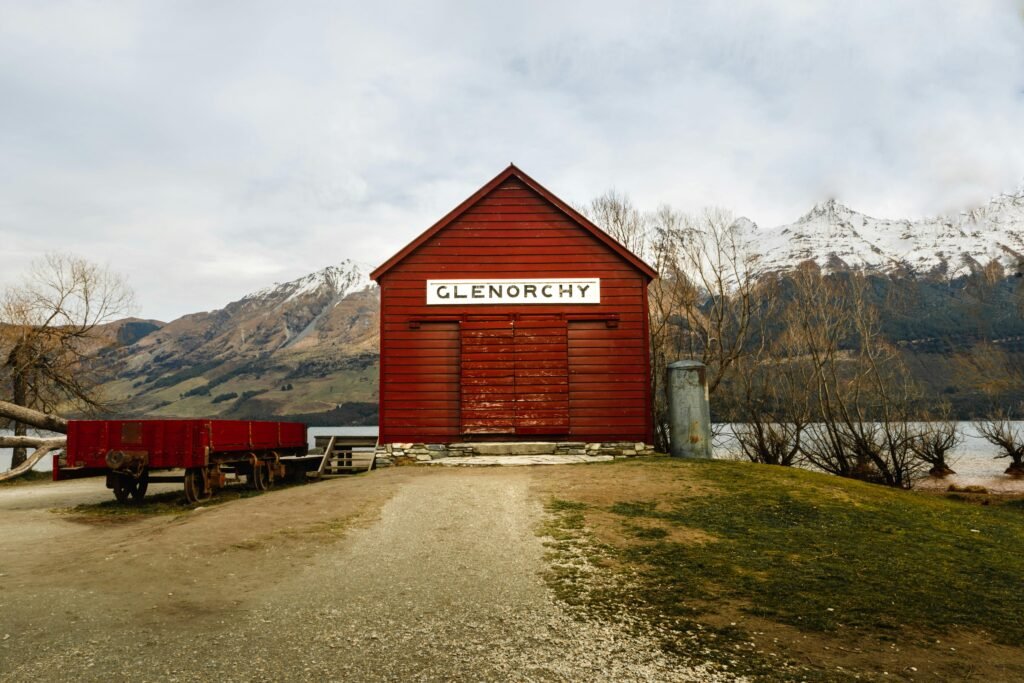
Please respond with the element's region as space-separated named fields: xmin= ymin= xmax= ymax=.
xmin=426 ymin=278 xmax=601 ymax=305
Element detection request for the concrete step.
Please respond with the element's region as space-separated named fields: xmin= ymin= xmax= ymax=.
xmin=429 ymin=454 xmax=614 ymax=467
xmin=446 ymin=442 xmax=583 ymax=456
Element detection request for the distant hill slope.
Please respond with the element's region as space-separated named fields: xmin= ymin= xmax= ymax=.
xmin=91 ymin=260 xmax=380 ymax=424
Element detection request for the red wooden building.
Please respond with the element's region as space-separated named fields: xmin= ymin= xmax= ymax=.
xmin=371 ymin=165 xmax=657 ymax=447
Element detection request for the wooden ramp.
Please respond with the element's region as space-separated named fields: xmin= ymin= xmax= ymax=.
xmin=315 ymin=435 xmax=378 ymax=477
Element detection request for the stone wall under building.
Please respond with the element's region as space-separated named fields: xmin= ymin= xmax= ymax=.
xmin=373 ymin=441 xmax=657 ymax=467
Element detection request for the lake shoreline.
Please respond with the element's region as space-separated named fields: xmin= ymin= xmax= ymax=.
xmin=5 ymin=423 xmax=1024 ymax=493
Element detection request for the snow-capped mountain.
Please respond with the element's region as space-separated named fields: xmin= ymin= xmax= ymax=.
xmin=746 ymin=187 xmax=1024 ymax=277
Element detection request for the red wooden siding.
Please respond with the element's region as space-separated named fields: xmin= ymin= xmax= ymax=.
xmin=514 ymin=319 xmax=569 ymax=435
xmin=461 ymin=320 xmax=515 ymax=434
xmin=568 ymin=322 xmax=648 ymax=434
xmin=381 ymin=322 xmax=460 ymax=435
xmin=376 ymin=167 xmax=654 ymax=444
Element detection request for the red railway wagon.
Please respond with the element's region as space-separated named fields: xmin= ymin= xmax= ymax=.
xmin=55 ymin=419 xmax=308 ymax=503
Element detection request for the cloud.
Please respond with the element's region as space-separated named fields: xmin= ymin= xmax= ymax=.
xmin=1 ymin=0 xmax=1023 ymax=319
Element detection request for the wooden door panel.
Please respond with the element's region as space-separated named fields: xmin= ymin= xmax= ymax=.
xmin=460 ymin=321 xmax=515 ymax=434
xmin=514 ymin=321 xmax=568 ymax=434
xmin=383 ymin=322 xmax=461 ymax=440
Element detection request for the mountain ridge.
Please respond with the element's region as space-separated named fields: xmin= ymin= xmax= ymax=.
xmin=86 ymin=182 xmax=1024 ymax=421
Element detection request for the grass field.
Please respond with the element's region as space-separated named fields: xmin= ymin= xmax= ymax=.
xmin=539 ymin=457 xmax=1024 ymax=682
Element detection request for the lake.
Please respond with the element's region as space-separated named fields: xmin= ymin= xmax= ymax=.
xmin=3 ymin=423 xmax=1022 ymax=492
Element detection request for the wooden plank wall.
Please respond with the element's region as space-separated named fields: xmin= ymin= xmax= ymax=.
xmin=461 ymin=320 xmax=515 ymax=434
xmin=380 ymin=322 xmax=460 ymax=438
xmin=568 ymin=322 xmax=648 ymax=437
xmin=379 ymin=177 xmax=651 ymax=444
xmin=514 ymin=319 xmax=569 ymax=435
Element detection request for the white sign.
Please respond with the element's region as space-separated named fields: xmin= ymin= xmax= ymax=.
xmin=426 ymin=278 xmax=600 ymax=305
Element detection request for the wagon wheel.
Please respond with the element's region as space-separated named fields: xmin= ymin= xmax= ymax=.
xmin=249 ymin=461 xmax=270 ymax=491
xmin=112 ymin=471 xmax=150 ymax=504
xmin=112 ymin=475 xmax=132 ymax=504
xmin=183 ymin=467 xmax=212 ymax=504
xmin=134 ymin=469 xmax=150 ymax=503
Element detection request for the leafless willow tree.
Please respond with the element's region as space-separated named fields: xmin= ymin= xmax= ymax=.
xmin=1 ymin=253 xmax=134 ymax=468
xmin=908 ymin=404 xmax=962 ymax=477
xmin=646 ymin=207 xmax=763 ymax=448
xmin=581 ymin=191 xmax=765 ymax=450
xmin=726 ymin=285 xmax=813 ymax=466
xmin=649 ymin=207 xmax=760 ymax=391
xmin=973 ymin=406 xmax=1024 ymax=475
xmin=782 ymin=264 xmax=927 ymax=487
xmin=582 ymin=190 xmax=964 ymax=485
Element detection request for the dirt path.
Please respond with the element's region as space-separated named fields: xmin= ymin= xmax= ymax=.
xmin=0 ymin=468 xmax=727 ymax=682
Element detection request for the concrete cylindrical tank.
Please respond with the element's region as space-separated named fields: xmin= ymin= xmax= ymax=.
xmin=666 ymin=360 xmax=711 ymax=458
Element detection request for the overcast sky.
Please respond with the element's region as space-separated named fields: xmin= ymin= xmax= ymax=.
xmin=2 ymin=1 xmax=1024 ymax=322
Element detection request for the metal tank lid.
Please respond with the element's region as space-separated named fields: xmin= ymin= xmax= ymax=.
xmin=666 ymin=360 xmax=706 ymax=369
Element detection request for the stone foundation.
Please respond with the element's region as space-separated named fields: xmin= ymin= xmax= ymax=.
xmin=374 ymin=441 xmax=656 ymax=467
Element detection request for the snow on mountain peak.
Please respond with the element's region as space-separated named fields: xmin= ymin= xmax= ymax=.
xmin=798 ymin=198 xmax=858 ymax=223
xmin=241 ymin=260 xmax=373 ymax=306
xmin=745 ymin=183 xmax=1024 ymax=278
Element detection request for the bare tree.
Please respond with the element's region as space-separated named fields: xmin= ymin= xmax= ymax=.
xmin=643 ymin=208 xmax=765 ymax=450
xmin=1 ymin=253 xmax=134 ymax=468
xmin=908 ymin=405 xmax=962 ymax=478
xmin=726 ymin=296 xmax=813 ymax=466
xmin=0 ymin=398 xmax=69 ymax=481
xmin=578 ymin=189 xmax=651 ymax=261
xmin=786 ymin=265 xmax=926 ymax=487
xmin=649 ymin=207 xmax=760 ymax=394
xmin=973 ymin=406 xmax=1024 ymax=476
xmin=728 ymin=375 xmax=809 ymax=467
xmin=646 ymin=207 xmax=763 ymax=448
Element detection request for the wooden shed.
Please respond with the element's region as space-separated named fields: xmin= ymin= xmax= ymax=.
xmin=371 ymin=165 xmax=657 ymax=450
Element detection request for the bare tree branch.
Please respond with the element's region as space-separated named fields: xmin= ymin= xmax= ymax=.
xmin=0 ymin=438 xmax=65 ymax=482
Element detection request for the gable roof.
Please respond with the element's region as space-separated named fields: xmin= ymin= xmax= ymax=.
xmin=370 ymin=164 xmax=658 ymax=281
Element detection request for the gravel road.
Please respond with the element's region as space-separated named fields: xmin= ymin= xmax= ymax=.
xmin=0 ymin=467 xmax=735 ymax=682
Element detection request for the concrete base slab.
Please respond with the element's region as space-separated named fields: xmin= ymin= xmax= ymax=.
xmin=427 ymin=454 xmax=615 ymax=467
xmin=447 ymin=442 xmax=558 ymax=456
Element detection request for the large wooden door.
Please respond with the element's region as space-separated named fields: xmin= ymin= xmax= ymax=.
xmin=460 ymin=319 xmax=569 ymax=436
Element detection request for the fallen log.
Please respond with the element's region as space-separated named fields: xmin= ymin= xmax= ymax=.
xmin=0 ymin=400 xmax=68 ymax=434
xmin=0 ymin=435 xmax=66 ymax=449
xmin=0 ymin=437 xmax=66 ymax=482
